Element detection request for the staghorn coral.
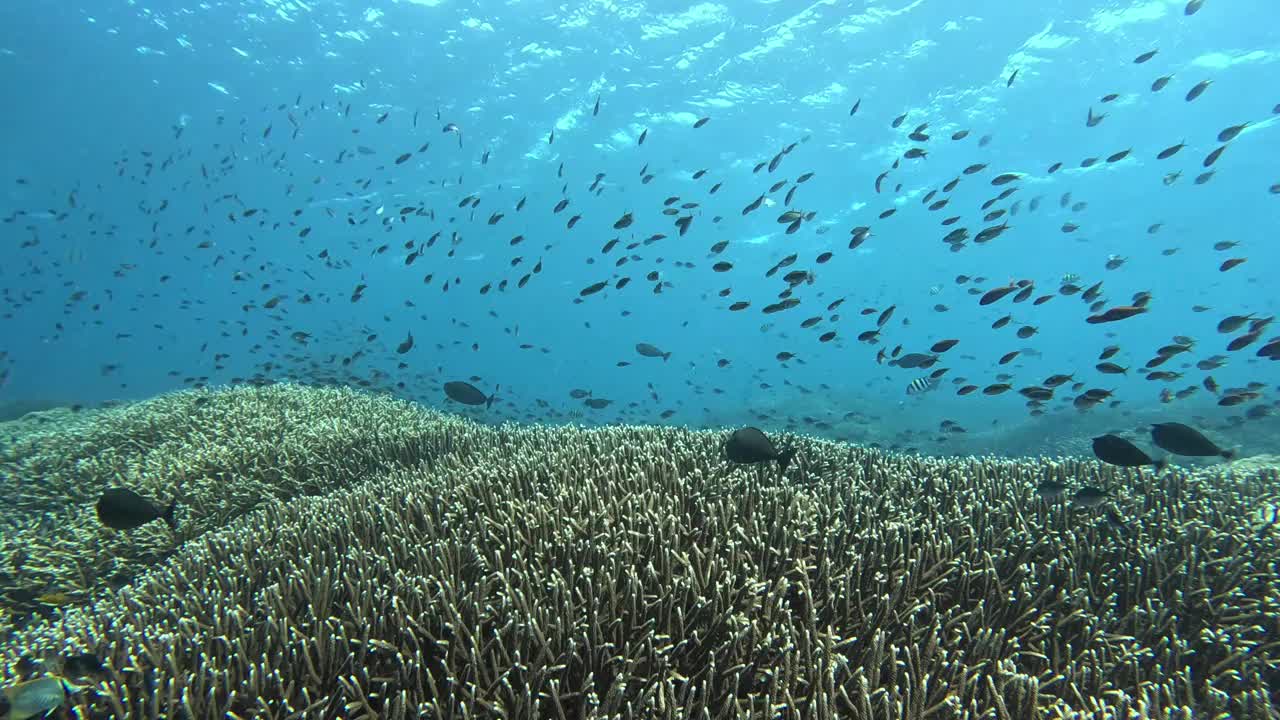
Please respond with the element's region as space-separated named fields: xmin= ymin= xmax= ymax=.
xmin=0 ymin=384 xmax=469 ymax=619
xmin=1 ymin=390 xmax=1278 ymax=719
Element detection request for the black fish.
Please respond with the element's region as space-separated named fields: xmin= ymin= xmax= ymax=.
xmin=63 ymin=652 xmax=106 ymax=678
xmin=635 ymin=343 xmax=671 ymax=361
xmin=96 ymin=487 xmax=178 ymax=531
xmin=396 ymin=332 xmax=414 ymax=354
xmin=1151 ymin=423 xmax=1234 ymax=459
xmin=892 ymin=353 xmax=937 ymax=369
xmin=724 ymin=427 xmax=796 ymax=471
xmin=1071 ymin=486 xmax=1110 ymax=508
xmin=1091 ymin=434 xmax=1166 ymax=472
xmin=443 ymin=381 xmax=497 ymax=408
xmin=1035 ymin=481 xmax=1069 ymax=501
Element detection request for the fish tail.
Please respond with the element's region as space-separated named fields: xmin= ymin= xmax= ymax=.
xmin=1220 ymin=448 xmax=1236 ymax=461
xmin=1152 ymin=458 xmax=1168 ymax=475
xmin=163 ymin=500 xmax=179 ymax=532
xmin=662 ymin=352 xmax=671 ymax=362
xmin=487 ymin=385 xmax=500 ymax=409
xmin=778 ymin=446 xmax=798 ymax=474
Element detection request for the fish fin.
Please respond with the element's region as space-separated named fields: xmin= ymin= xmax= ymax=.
xmin=1221 ymin=448 xmax=1236 ymax=461
xmin=487 ymin=385 xmax=500 ymax=409
xmin=163 ymin=500 xmax=179 ymax=532
xmin=1152 ymin=458 xmax=1168 ymax=474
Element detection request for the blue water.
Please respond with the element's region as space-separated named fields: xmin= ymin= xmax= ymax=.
xmin=1 ymin=0 xmax=1277 ymax=454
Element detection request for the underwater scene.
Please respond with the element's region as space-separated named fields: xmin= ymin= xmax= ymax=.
xmin=2 ymin=0 xmax=1279 ymax=717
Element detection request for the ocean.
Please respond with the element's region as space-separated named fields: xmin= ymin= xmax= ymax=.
xmin=0 ymin=1 xmax=1278 ymax=717
xmin=1 ymin=0 xmax=1277 ymax=457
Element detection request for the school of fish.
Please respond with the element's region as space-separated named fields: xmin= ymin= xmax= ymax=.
xmin=0 ymin=0 xmax=1276 ymax=458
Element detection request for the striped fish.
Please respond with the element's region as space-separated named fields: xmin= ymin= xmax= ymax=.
xmin=906 ymin=376 xmax=939 ymax=395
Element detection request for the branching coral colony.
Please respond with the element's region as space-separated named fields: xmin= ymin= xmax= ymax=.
xmin=1 ymin=384 xmax=1278 ymax=719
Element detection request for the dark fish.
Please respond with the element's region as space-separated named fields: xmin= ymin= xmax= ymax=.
xmin=1216 ymin=314 xmax=1257 ymax=333
xmin=635 ymin=343 xmax=671 ymax=361
xmin=579 ymin=281 xmax=608 ymax=297
xmin=1133 ymin=49 xmax=1158 ymax=64
xmin=724 ymin=427 xmax=796 ymax=471
xmin=979 ymin=284 xmax=1018 ymax=305
xmin=1035 ymin=481 xmax=1069 ymax=501
xmin=1217 ymin=123 xmax=1248 ymax=142
xmin=396 ymin=333 xmax=414 ymax=354
xmin=443 ymin=381 xmax=497 ymax=408
xmin=1151 ymin=422 xmax=1233 ymax=459
xmin=1185 ymin=80 xmax=1212 ymax=102
xmin=894 ymin=353 xmax=937 ymax=369
xmin=1087 ymin=306 xmax=1147 ymax=324
xmin=96 ymin=488 xmax=178 ymax=531
xmin=1092 ymin=434 xmax=1165 ymax=471
xmin=1072 ymin=487 xmax=1110 ymax=509
xmin=62 ymin=652 xmax=106 ymax=679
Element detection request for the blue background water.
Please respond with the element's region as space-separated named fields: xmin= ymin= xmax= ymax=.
xmin=1 ymin=0 xmax=1277 ymax=455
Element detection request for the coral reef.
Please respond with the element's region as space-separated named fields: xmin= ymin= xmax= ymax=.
xmin=0 ymin=385 xmax=466 ymax=617
xmin=2 ymin=385 xmax=1279 ymax=718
